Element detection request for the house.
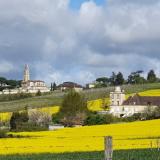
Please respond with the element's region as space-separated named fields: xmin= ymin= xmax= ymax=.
xmin=109 ymin=87 xmax=159 ymax=117
xmin=58 ymin=82 xmax=83 ymax=92
xmin=86 ymin=83 xmax=95 ymax=89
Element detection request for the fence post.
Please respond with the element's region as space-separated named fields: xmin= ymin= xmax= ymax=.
xmin=104 ymin=136 xmax=113 ymax=160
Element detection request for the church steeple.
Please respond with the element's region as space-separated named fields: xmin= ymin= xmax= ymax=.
xmin=24 ymin=64 xmax=30 ymax=82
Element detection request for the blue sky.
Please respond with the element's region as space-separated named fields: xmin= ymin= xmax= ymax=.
xmin=70 ymin=0 xmax=105 ymax=9
xmin=0 ymin=0 xmax=160 ymax=85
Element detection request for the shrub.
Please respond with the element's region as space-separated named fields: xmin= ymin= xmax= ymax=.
xmin=36 ymin=90 xmax=42 ymax=96
xmin=0 ymin=130 xmax=7 ymax=138
xmin=29 ymin=110 xmax=52 ymax=127
xmin=84 ymin=112 xmax=119 ymax=126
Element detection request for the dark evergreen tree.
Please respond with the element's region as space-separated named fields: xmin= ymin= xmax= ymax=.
xmin=115 ymin=72 xmax=124 ymax=85
xmin=50 ymin=83 xmax=53 ymax=91
xmin=147 ymin=70 xmax=157 ymax=83
xmin=53 ymin=82 xmax=57 ymax=91
xmin=109 ymin=72 xmax=117 ymax=85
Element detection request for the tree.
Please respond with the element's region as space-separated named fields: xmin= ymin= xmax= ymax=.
xmin=51 ymin=82 xmax=57 ymax=91
xmin=53 ymin=82 xmax=57 ymax=91
xmin=109 ymin=72 xmax=117 ymax=85
xmin=50 ymin=83 xmax=53 ymax=91
xmin=115 ymin=72 xmax=124 ymax=85
xmin=10 ymin=111 xmax=29 ymax=130
xmin=96 ymin=77 xmax=109 ymax=87
xmin=59 ymin=91 xmax=88 ymax=126
xmin=147 ymin=70 xmax=157 ymax=83
xmin=127 ymin=71 xmax=146 ymax=84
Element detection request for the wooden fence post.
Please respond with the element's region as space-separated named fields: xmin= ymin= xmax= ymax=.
xmin=104 ymin=136 xmax=113 ymax=160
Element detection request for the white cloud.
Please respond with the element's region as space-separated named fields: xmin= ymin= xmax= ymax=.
xmin=1 ymin=0 xmax=160 ymax=84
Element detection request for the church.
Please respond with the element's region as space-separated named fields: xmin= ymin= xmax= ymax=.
xmin=21 ymin=64 xmax=50 ymax=93
xmin=0 ymin=65 xmax=50 ymax=94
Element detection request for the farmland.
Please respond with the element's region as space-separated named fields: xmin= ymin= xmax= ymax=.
xmin=1 ymin=83 xmax=160 ymax=112
xmin=0 ymin=119 xmax=159 ymax=159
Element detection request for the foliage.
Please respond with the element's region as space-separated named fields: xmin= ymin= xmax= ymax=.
xmin=51 ymin=82 xmax=57 ymax=91
xmin=147 ymin=70 xmax=157 ymax=83
xmin=84 ymin=112 xmax=118 ymax=125
xmin=115 ymin=72 xmax=125 ymax=85
xmin=36 ymin=90 xmax=42 ymax=96
xmin=0 ymin=77 xmax=21 ymax=90
xmin=0 ymin=130 xmax=8 ymax=138
xmin=127 ymin=71 xmax=146 ymax=84
xmin=28 ymin=110 xmax=52 ymax=127
xmin=10 ymin=111 xmax=29 ymax=131
xmin=60 ymin=91 xmax=88 ymax=126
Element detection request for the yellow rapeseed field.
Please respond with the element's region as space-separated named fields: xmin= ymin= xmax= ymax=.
xmin=0 ymin=119 xmax=159 ymax=155
xmin=0 ymin=112 xmax=12 ymax=123
xmin=139 ymin=89 xmax=160 ymax=96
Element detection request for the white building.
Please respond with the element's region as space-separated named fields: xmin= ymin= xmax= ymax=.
xmin=0 ymin=65 xmax=50 ymax=94
xmin=109 ymin=87 xmax=158 ymax=117
xmin=21 ymin=65 xmax=50 ymax=93
xmin=110 ymin=86 xmax=125 ymax=106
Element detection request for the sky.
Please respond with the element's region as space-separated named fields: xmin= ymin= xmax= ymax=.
xmin=1 ymin=0 xmax=160 ymax=85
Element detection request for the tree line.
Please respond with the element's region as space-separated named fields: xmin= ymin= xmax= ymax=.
xmin=0 ymin=77 xmax=21 ymax=91
xmin=95 ymin=70 xmax=158 ymax=87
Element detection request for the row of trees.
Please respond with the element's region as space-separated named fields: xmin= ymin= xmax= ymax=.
xmin=0 ymin=77 xmax=21 ymax=91
xmin=95 ymin=70 xmax=158 ymax=87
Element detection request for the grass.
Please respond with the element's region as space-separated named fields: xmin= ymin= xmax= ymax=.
xmin=0 ymin=149 xmax=159 ymax=160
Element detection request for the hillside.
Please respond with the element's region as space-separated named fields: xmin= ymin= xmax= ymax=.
xmin=0 ymin=83 xmax=160 ymax=112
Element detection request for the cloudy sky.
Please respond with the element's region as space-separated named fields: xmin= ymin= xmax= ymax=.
xmin=1 ymin=0 xmax=160 ymax=85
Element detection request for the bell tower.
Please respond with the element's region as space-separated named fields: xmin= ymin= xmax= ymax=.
xmin=23 ymin=64 xmax=30 ymax=82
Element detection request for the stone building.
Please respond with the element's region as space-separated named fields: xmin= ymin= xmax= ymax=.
xmin=0 ymin=64 xmax=50 ymax=94
xmin=109 ymin=87 xmax=159 ymax=117
xmin=21 ymin=64 xmax=50 ymax=93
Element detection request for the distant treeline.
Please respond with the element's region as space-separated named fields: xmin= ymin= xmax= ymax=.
xmin=95 ymin=70 xmax=159 ymax=88
xmin=0 ymin=77 xmax=21 ymax=91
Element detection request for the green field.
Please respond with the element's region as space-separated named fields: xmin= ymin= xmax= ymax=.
xmin=1 ymin=83 xmax=160 ymax=112
xmin=0 ymin=149 xmax=159 ymax=160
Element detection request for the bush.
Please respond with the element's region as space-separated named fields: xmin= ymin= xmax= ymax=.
xmin=36 ymin=90 xmax=42 ymax=96
xmin=28 ymin=110 xmax=51 ymax=127
xmin=84 ymin=112 xmax=119 ymax=126
xmin=0 ymin=130 xmax=7 ymax=138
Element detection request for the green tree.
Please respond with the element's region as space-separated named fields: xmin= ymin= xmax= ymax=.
xmin=116 ymin=72 xmax=124 ymax=85
xmin=10 ymin=111 xmax=29 ymax=130
xmin=127 ymin=71 xmax=146 ymax=84
xmin=147 ymin=70 xmax=157 ymax=83
xmin=96 ymin=77 xmax=109 ymax=87
xmin=60 ymin=91 xmax=88 ymax=126
xmin=109 ymin=72 xmax=117 ymax=85
xmin=53 ymin=82 xmax=57 ymax=91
